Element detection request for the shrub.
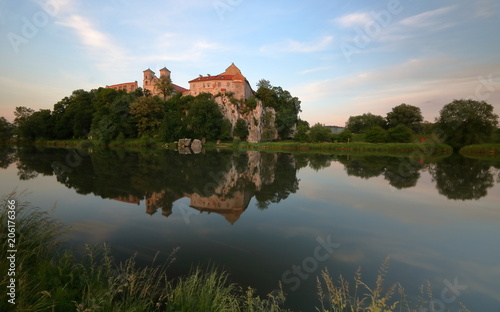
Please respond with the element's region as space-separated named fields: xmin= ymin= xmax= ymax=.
xmin=338 ymin=129 xmax=353 ymax=143
xmin=309 ymin=123 xmax=332 ymax=143
xmin=387 ymin=124 xmax=413 ymax=143
xmin=364 ymin=126 xmax=388 ymax=143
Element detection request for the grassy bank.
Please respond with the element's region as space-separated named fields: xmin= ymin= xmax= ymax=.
xmin=460 ymin=144 xmax=500 ymax=155
xmin=1 ymin=192 xmax=472 ymax=312
xmin=236 ymin=141 xmax=453 ymax=154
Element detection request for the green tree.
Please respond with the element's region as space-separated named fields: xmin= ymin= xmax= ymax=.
xmin=234 ymin=118 xmax=249 ymax=140
xmin=386 ymin=103 xmax=423 ymax=132
xmin=345 ymin=113 xmax=387 ymax=133
xmin=154 ymin=75 xmax=174 ymax=99
xmin=435 ymin=99 xmax=499 ymax=149
xmin=186 ymin=94 xmax=227 ymax=140
xmin=308 ymin=123 xmax=331 ymax=142
xmin=130 ymin=96 xmax=165 ymax=137
xmin=0 ymin=117 xmax=14 ymax=141
xmin=386 ymin=124 xmax=413 ymax=143
xmin=13 ymin=106 xmax=35 ymax=139
xmin=364 ymin=126 xmax=388 ymax=143
xmin=256 ymin=82 xmax=301 ymax=139
xmin=338 ymin=129 xmax=352 ymax=143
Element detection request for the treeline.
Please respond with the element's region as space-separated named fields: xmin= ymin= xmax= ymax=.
xmin=1 ymin=81 xmax=301 ymax=144
xmin=296 ymin=100 xmax=500 ymax=148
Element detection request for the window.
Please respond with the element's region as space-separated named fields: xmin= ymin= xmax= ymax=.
xmin=227 ymin=82 xmax=230 ymax=87
xmin=218 ymin=82 xmax=221 ymax=87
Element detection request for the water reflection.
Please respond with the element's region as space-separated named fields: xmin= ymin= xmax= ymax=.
xmin=7 ymin=146 xmax=500 ymax=214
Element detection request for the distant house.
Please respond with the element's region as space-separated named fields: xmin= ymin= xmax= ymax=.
xmin=326 ymin=125 xmax=345 ymax=134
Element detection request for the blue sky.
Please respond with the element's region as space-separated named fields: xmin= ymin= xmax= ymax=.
xmin=1 ymin=0 xmax=499 ymax=126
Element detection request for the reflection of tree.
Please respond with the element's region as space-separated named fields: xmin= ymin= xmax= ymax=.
xmin=0 ymin=145 xmax=15 ymax=169
xmin=384 ymin=159 xmax=423 ymax=189
xmin=430 ymin=154 xmax=495 ymax=200
xmin=254 ymin=153 xmax=299 ymax=209
xmin=338 ymin=155 xmax=424 ymax=189
xmin=338 ymin=156 xmax=387 ymax=179
xmin=13 ymin=148 xmax=301 ymax=216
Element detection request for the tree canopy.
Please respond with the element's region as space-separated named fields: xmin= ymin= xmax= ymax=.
xmin=435 ymin=99 xmax=499 ymax=149
xmin=386 ymin=103 xmax=423 ymax=132
xmin=345 ymin=113 xmax=387 ymax=133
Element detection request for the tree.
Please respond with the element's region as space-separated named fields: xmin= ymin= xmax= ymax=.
xmin=130 ymin=96 xmax=165 ymax=137
xmin=386 ymin=103 xmax=423 ymax=132
xmin=435 ymin=99 xmax=499 ymax=149
xmin=338 ymin=129 xmax=352 ymax=143
xmin=154 ymin=75 xmax=174 ymax=99
xmin=364 ymin=126 xmax=387 ymax=143
xmin=234 ymin=118 xmax=249 ymax=140
xmin=13 ymin=106 xmax=34 ymax=139
xmin=308 ymin=123 xmax=331 ymax=142
xmin=345 ymin=113 xmax=387 ymax=133
xmin=0 ymin=117 xmax=14 ymax=141
xmin=186 ymin=94 xmax=227 ymax=140
xmin=256 ymin=81 xmax=301 ymax=139
xmin=387 ymin=124 xmax=413 ymax=143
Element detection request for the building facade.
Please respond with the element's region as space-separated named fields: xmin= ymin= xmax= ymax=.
xmin=188 ymin=63 xmax=254 ymax=100
xmin=106 ymin=81 xmax=138 ymax=93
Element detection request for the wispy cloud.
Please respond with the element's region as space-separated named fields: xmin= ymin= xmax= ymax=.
xmin=57 ymin=15 xmax=126 ymax=61
xmin=260 ymin=36 xmax=333 ymax=54
xmin=300 ymin=66 xmax=334 ymax=75
xmin=399 ymin=6 xmax=457 ymax=29
xmin=334 ymin=13 xmax=373 ymax=28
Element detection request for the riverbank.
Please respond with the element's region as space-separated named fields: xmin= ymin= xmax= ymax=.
xmin=0 ymin=192 xmax=471 ymax=312
xmin=460 ymin=144 xmax=500 ymax=155
xmin=6 ymin=139 xmax=454 ymax=155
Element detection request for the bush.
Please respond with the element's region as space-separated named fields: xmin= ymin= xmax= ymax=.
xmin=309 ymin=123 xmax=332 ymax=142
xmin=364 ymin=126 xmax=387 ymax=143
xmin=234 ymin=118 xmax=249 ymax=140
xmin=294 ymin=124 xmax=310 ymax=142
xmin=387 ymin=124 xmax=413 ymax=143
xmin=338 ymin=129 xmax=352 ymax=143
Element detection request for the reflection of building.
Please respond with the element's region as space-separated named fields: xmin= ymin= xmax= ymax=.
xmin=110 ymin=151 xmax=278 ymax=224
xmin=186 ymin=190 xmax=253 ymax=224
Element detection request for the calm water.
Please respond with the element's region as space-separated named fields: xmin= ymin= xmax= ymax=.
xmin=1 ymin=145 xmax=499 ymax=311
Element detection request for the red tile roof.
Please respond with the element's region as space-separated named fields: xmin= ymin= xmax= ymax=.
xmin=188 ymin=74 xmax=235 ymax=83
xmin=172 ymin=83 xmax=189 ymax=93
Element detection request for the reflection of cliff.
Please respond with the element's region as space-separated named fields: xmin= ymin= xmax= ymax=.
xmin=90 ymin=150 xmax=295 ymax=224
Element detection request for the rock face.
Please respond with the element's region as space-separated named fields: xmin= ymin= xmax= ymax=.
xmin=191 ymin=139 xmax=202 ymax=154
xmin=178 ymin=138 xmax=192 ymax=148
xmin=214 ymin=95 xmax=278 ymax=143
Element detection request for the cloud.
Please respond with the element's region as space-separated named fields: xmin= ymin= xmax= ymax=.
xmin=260 ymin=36 xmax=333 ymax=54
xmin=399 ymin=6 xmax=457 ymax=29
xmin=57 ymin=15 xmax=125 ymax=57
xmin=300 ymin=66 xmax=334 ymax=75
xmin=335 ymin=13 xmax=373 ymax=28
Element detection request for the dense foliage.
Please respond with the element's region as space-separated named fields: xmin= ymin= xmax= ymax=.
xmin=435 ymin=99 xmax=499 ymax=149
xmin=255 ymin=80 xmax=301 ymax=139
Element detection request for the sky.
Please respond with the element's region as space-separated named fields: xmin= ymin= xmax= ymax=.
xmin=0 ymin=0 xmax=499 ymax=126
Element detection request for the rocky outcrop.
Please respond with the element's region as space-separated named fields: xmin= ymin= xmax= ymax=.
xmin=214 ymin=95 xmax=278 ymax=143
